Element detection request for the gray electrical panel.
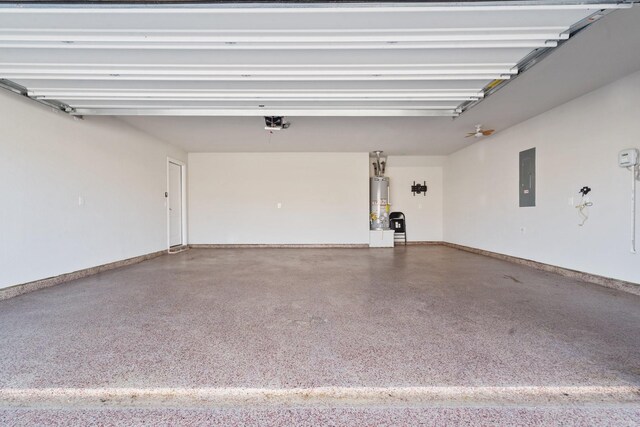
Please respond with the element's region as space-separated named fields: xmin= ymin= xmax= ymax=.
xmin=519 ymin=148 xmax=536 ymax=207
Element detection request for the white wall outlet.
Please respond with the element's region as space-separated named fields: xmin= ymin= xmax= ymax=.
xmin=277 ymin=202 xmax=282 ymax=209
xmin=78 ymin=196 xmax=85 ymax=206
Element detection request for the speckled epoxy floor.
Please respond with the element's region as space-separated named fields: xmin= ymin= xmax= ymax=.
xmin=0 ymin=246 xmax=639 ymax=426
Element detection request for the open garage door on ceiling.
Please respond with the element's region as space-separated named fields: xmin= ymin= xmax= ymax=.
xmin=0 ymin=1 xmax=632 ymax=117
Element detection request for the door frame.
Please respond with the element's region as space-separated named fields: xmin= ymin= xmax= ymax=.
xmin=166 ymin=157 xmax=187 ymax=249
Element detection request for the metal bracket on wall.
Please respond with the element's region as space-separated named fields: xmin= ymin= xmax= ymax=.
xmin=0 ymin=79 xmax=80 ymax=118
xmin=411 ymin=181 xmax=428 ymax=196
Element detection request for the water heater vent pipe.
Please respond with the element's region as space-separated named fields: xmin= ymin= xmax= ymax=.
xmin=373 ymin=150 xmax=386 ymax=177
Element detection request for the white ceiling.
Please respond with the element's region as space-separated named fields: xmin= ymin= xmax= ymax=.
xmin=0 ymin=2 xmax=639 ymax=154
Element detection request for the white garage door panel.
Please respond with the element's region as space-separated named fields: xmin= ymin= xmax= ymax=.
xmin=0 ymin=2 xmax=628 ymax=117
xmin=0 ymin=7 xmax=596 ymax=31
xmin=47 ymin=100 xmax=467 ymax=108
xmin=15 ymin=80 xmax=493 ymax=92
xmin=0 ymin=47 xmax=536 ymax=65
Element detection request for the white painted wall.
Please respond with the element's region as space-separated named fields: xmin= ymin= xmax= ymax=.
xmin=0 ymin=91 xmax=186 ymax=290
xmin=444 ymin=69 xmax=640 ymax=284
xmin=188 ymin=153 xmax=369 ymax=244
xmin=384 ymin=156 xmax=444 ymax=242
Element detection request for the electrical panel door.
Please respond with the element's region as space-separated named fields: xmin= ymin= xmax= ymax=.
xmin=519 ymin=148 xmax=536 ymax=207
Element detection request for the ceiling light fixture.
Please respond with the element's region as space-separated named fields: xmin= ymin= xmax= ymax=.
xmin=466 ymin=124 xmax=495 ymax=138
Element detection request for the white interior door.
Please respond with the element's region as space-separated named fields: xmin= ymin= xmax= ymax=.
xmin=168 ymin=161 xmax=183 ymax=247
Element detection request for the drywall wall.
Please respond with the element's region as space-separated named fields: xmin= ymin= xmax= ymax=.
xmin=444 ymin=69 xmax=640 ymax=284
xmin=384 ymin=156 xmax=444 ymax=242
xmin=0 ymin=91 xmax=186 ymax=290
xmin=188 ymin=152 xmax=369 ymax=244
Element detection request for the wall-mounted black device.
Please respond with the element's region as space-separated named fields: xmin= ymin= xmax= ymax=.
xmin=411 ymin=181 xmax=428 ymax=196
